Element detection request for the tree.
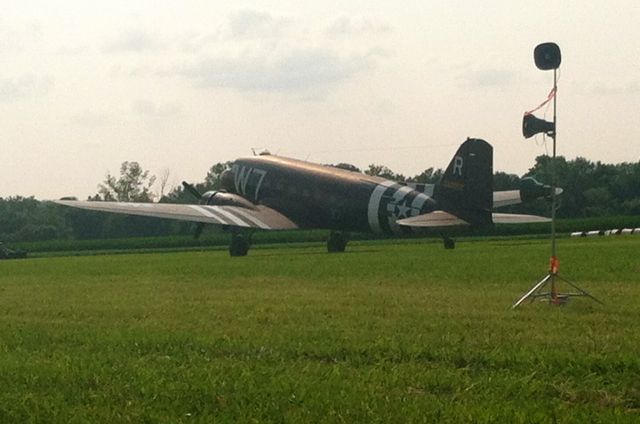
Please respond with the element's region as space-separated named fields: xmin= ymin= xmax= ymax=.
xmin=164 ymin=161 xmax=234 ymax=204
xmin=0 ymin=196 xmax=66 ymax=242
xmin=329 ymin=163 xmax=361 ymax=173
xmin=157 ymin=167 xmax=172 ymax=200
xmin=97 ymin=161 xmax=156 ymax=202
xmin=86 ymin=162 xmax=173 ymax=239
xmin=410 ymin=167 xmax=443 ymax=184
xmin=203 ymin=161 xmax=234 ymax=191
xmin=493 ymin=172 xmax=520 ymax=191
xmin=365 ymin=164 xmax=404 ymax=181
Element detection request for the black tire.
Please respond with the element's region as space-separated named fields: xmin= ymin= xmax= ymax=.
xmin=229 ymin=236 xmax=250 ymax=257
xmin=327 ymin=231 xmax=348 ymax=253
xmin=443 ymin=237 xmax=455 ymax=250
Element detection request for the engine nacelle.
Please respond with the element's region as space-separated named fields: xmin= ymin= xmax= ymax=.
xmin=200 ymin=190 xmax=257 ymax=209
xmin=519 ymin=177 xmax=562 ymax=202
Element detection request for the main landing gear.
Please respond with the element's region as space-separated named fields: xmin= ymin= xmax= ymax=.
xmin=442 ymin=236 xmax=455 ymax=250
xmin=229 ymin=232 xmax=251 ymax=257
xmin=327 ymin=231 xmax=349 ymax=253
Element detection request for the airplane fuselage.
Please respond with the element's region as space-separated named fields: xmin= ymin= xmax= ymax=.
xmin=222 ymin=155 xmax=438 ymax=236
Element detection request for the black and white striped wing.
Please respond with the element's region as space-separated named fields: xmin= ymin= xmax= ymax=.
xmin=54 ymin=200 xmax=298 ymax=230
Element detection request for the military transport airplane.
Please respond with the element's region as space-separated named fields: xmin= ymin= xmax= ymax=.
xmin=55 ymin=138 xmax=555 ymax=256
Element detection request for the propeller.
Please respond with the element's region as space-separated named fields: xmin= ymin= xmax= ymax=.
xmin=182 ymin=181 xmax=206 ymax=239
xmin=182 ymin=181 xmax=202 ymax=200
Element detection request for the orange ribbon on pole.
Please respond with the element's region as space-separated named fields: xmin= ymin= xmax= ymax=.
xmin=525 ymin=86 xmax=557 ymax=116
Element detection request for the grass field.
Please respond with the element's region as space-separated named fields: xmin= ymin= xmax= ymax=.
xmin=1 ymin=236 xmax=639 ymax=423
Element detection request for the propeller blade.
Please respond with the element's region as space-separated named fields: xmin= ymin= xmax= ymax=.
xmin=182 ymin=182 xmax=206 ymax=238
xmin=182 ymin=181 xmax=202 ymax=200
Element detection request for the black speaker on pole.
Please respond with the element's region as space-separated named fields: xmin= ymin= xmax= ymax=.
xmin=522 ymin=113 xmax=555 ymax=138
xmin=534 ymin=42 xmax=561 ymax=70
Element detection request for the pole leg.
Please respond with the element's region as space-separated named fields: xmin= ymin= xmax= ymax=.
xmin=554 ymin=275 xmax=604 ymax=305
xmin=512 ymin=274 xmax=552 ymax=309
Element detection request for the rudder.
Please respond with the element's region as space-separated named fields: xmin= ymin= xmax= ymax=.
xmin=433 ymin=138 xmax=493 ymax=226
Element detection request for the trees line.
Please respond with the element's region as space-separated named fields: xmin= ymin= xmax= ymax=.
xmin=1 ymin=155 xmax=639 ymax=242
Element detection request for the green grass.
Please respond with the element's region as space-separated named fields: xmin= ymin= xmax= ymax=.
xmin=1 ymin=236 xmax=639 ymax=422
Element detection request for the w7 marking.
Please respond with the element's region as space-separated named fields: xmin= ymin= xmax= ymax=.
xmin=234 ymin=165 xmax=267 ymax=200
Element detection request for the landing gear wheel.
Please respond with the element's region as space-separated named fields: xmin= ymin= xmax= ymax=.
xmin=229 ymin=234 xmax=250 ymax=257
xmin=327 ymin=231 xmax=349 ymax=253
xmin=443 ymin=237 xmax=455 ymax=250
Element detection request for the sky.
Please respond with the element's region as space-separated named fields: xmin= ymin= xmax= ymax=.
xmin=2 ymin=0 xmax=639 ymax=199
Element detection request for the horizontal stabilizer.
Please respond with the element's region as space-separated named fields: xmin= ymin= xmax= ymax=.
xmin=493 ymin=187 xmax=563 ymax=208
xmin=492 ymin=190 xmax=523 ymax=209
xmin=492 ymin=213 xmax=550 ymax=224
xmin=397 ymin=211 xmax=550 ymax=228
xmin=397 ymin=210 xmax=470 ymax=228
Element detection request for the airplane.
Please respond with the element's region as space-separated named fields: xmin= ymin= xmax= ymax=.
xmin=55 ymin=138 xmax=556 ymax=256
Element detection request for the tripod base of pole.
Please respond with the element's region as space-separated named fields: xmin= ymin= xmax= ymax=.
xmin=512 ymin=271 xmax=602 ymax=309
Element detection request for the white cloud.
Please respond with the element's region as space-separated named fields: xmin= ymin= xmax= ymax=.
xmin=132 ymin=99 xmax=182 ymax=119
xmin=0 ymin=74 xmax=54 ymax=102
xmin=177 ymin=31 xmax=220 ymax=53
xmin=0 ymin=19 xmax=43 ymax=53
xmin=171 ymin=48 xmax=377 ymax=93
xmin=103 ymin=29 xmax=164 ymax=53
xmin=227 ymin=9 xmax=292 ymax=40
xmin=158 ymin=10 xmax=390 ymax=94
xmin=72 ymin=111 xmax=115 ymax=128
xmin=325 ymin=16 xmax=392 ymax=38
xmin=99 ymin=10 xmax=392 ymax=97
xmin=458 ymin=68 xmax=517 ymax=89
xmin=579 ymin=79 xmax=640 ymax=96
xmin=372 ymin=99 xmax=394 ymax=115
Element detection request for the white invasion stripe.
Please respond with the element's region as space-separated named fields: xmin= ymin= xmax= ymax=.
xmin=393 ymin=186 xmax=413 ymax=202
xmin=207 ymin=206 xmax=251 ymax=227
xmin=367 ymin=180 xmax=395 ymax=234
xmin=388 ymin=186 xmax=414 ymax=234
xmin=189 ymin=205 xmax=230 ymax=224
xmin=410 ymin=192 xmax=431 ymax=216
xmin=405 ymin=183 xmax=434 ymax=196
xmin=224 ymin=207 xmax=271 ymax=230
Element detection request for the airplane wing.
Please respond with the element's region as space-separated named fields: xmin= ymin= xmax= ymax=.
xmin=54 ymin=200 xmax=298 ymax=230
xmin=397 ymin=210 xmax=550 ymax=228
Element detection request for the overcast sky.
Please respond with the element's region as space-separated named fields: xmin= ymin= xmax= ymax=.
xmin=2 ymin=1 xmax=639 ymax=199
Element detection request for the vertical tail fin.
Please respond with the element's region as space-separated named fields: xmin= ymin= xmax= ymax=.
xmin=433 ymin=138 xmax=493 ymax=226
